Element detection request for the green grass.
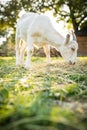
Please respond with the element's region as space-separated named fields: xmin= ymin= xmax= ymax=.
xmin=0 ymin=56 xmax=87 ymax=130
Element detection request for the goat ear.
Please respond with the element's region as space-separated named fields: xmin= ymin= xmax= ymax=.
xmin=65 ymin=34 xmax=70 ymax=44
xmin=71 ymin=30 xmax=77 ymax=41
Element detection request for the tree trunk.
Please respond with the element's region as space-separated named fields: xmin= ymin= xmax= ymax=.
xmin=68 ymin=2 xmax=78 ymax=34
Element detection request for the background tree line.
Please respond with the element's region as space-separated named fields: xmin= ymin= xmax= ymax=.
xmin=0 ymin=0 xmax=87 ymax=56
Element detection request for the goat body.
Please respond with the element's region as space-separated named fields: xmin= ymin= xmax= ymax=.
xmin=16 ymin=12 xmax=78 ymax=69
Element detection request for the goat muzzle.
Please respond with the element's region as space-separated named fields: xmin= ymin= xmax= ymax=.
xmin=69 ymin=61 xmax=75 ymax=65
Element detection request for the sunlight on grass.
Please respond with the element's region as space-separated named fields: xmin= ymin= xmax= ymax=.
xmin=0 ymin=56 xmax=87 ymax=130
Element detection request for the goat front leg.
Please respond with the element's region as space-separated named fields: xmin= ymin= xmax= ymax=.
xmin=43 ymin=45 xmax=50 ymax=63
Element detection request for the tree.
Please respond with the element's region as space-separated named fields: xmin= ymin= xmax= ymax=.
xmin=0 ymin=0 xmax=87 ymax=37
xmin=51 ymin=0 xmax=87 ymax=34
xmin=0 ymin=0 xmax=21 ymax=31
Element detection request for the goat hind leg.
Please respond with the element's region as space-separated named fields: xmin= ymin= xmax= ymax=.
xmin=19 ymin=45 xmax=26 ymax=67
xmin=25 ymin=49 xmax=33 ymax=70
xmin=16 ymin=38 xmax=21 ymax=66
xmin=25 ymin=37 xmax=34 ymax=70
xmin=43 ymin=45 xmax=51 ymax=63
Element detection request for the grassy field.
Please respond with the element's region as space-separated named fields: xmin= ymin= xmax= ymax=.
xmin=0 ymin=56 xmax=87 ymax=130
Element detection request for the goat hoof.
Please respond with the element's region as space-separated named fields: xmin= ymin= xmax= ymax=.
xmin=25 ymin=65 xmax=31 ymax=70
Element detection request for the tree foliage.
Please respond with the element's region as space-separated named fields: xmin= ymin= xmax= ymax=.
xmin=0 ymin=0 xmax=87 ymax=38
xmin=53 ymin=0 xmax=87 ymax=33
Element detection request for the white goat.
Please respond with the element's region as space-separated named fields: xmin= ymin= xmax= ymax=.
xmin=16 ymin=12 xmax=78 ymax=69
